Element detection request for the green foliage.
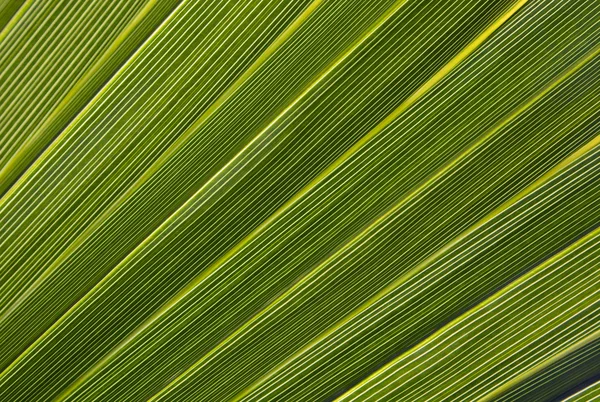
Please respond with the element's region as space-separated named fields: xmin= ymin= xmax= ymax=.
xmin=0 ymin=0 xmax=598 ymax=400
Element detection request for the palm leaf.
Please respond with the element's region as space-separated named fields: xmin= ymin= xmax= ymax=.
xmin=0 ymin=0 xmax=26 ymax=33
xmin=0 ymin=0 xmax=597 ymax=400
xmin=339 ymin=224 xmax=600 ymax=401
xmin=563 ymin=381 xmax=600 ymax=402
xmin=0 ymin=0 xmax=182 ymax=193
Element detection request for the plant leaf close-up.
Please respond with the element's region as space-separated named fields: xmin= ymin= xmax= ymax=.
xmin=0 ymin=0 xmax=598 ymax=401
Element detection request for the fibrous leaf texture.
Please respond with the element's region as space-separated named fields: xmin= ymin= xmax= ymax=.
xmin=0 ymin=0 xmax=598 ymax=400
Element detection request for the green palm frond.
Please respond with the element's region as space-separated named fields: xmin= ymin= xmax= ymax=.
xmin=0 ymin=0 xmax=598 ymax=400
xmin=564 ymin=381 xmax=600 ymax=402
